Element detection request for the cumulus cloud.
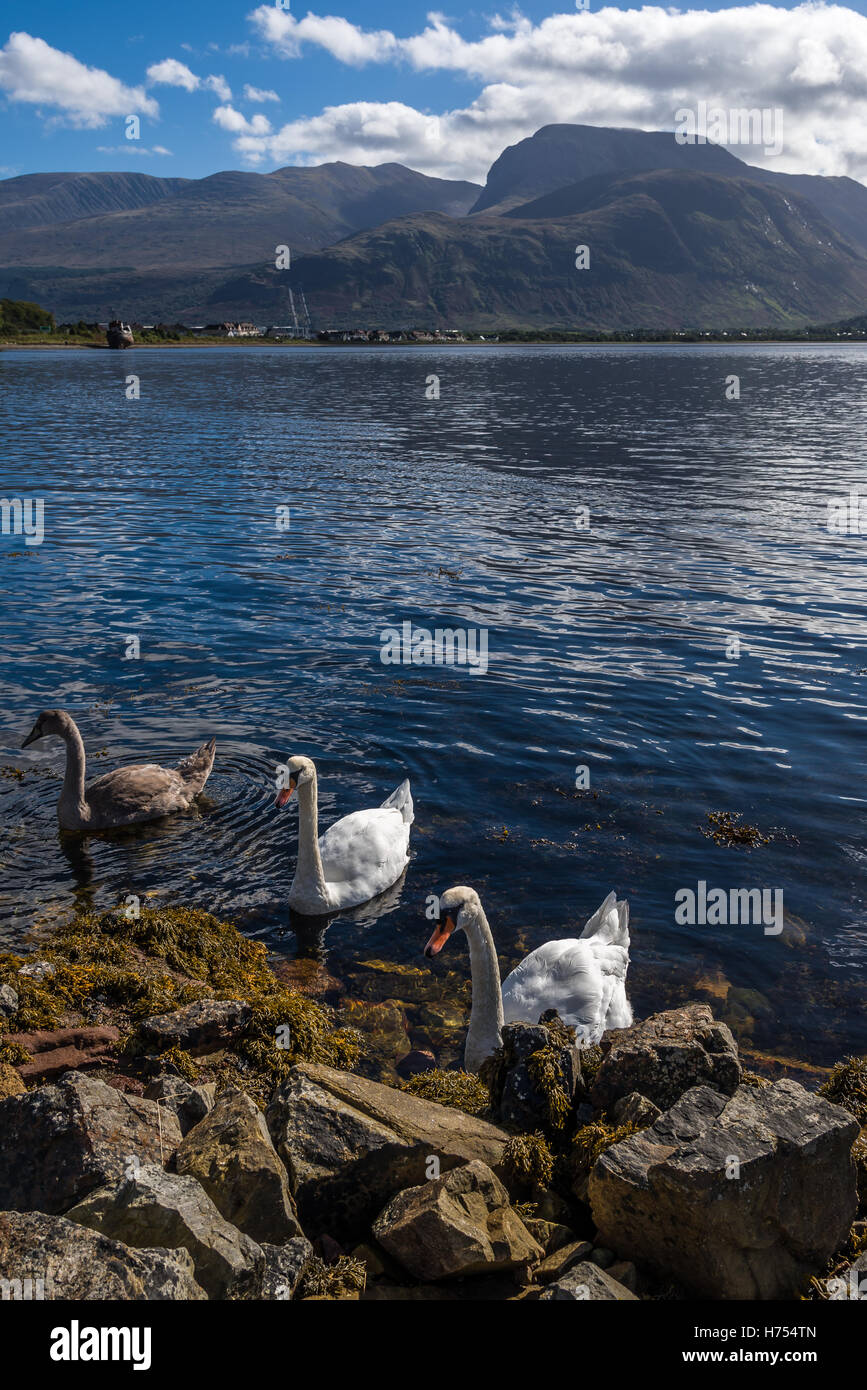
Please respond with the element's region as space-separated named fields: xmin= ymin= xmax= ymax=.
xmin=147 ymin=57 xmax=232 ymax=101
xmin=241 ymin=3 xmax=867 ymax=182
xmin=212 ymin=104 xmax=273 ymax=137
xmin=243 ymin=84 xmax=280 ymax=103
xmin=0 ymin=31 xmax=158 ymax=127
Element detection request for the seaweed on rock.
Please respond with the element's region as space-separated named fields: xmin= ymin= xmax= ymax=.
xmin=400 ymin=1068 xmax=491 ymax=1117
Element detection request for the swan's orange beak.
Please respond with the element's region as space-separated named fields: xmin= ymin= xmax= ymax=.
xmin=424 ymin=915 xmax=456 ymax=959
xmin=275 ymin=782 xmax=295 ymax=808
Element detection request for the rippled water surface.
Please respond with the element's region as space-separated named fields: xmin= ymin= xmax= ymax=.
xmin=1 ymin=344 xmax=865 ymax=1066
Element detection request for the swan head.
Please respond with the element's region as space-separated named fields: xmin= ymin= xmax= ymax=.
xmin=22 ymin=709 xmax=72 ymax=748
xmin=275 ymin=754 xmax=316 ymax=808
xmin=424 ymin=885 xmax=483 ymax=958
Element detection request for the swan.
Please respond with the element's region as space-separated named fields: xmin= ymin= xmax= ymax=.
xmin=21 ymin=709 xmax=216 ymax=832
xmin=423 ymin=886 xmax=632 ymax=1072
xmin=275 ymin=755 xmax=413 ymax=914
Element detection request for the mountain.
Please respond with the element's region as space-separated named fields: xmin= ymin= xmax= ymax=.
xmin=471 ymin=124 xmax=867 ymax=257
xmin=0 ymin=162 xmax=480 ymax=270
xmin=246 ymin=169 xmax=867 ymax=331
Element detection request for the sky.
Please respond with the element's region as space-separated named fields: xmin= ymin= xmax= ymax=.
xmin=1 ymin=1 xmax=866 ymax=186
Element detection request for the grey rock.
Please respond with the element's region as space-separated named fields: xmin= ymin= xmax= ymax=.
xmin=66 ymin=1163 xmax=263 ymax=1299
xmin=266 ymin=1061 xmax=511 ymax=1240
xmin=589 ymin=1079 xmax=860 ymax=1299
xmin=0 ymin=1209 xmax=206 ymax=1299
xmin=0 ymin=984 xmax=18 ymax=1018
xmin=539 ymin=1260 xmax=639 ymax=1301
xmin=144 ymin=1075 xmax=216 ymax=1135
xmin=175 ymin=1087 xmax=302 ymax=1243
xmin=591 ymin=1003 xmax=741 ymax=1112
xmin=18 ymin=959 xmax=55 ymax=981
xmin=489 ymin=1015 xmax=580 ymax=1132
xmin=260 ymin=1237 xmax=314 ymax=1300
xmin=137 ymin=999 xmax=251 ymax=1055
xmin=372 ymin=1159 xmax=543 ymax=1281
xmin=0 ymin=1070 xmax=181 ymax=1214
xmin=611 ymin=1091 xmax=662 ymax=1128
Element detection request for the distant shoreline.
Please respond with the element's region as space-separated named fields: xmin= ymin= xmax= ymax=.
xmin=2 ymin=337 xmax=865 ymax=351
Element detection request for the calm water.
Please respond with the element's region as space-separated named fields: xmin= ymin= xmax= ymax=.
xmin=1 ymin=344 xmax=865 ymax=1067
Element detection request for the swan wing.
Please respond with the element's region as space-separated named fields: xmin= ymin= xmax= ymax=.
xmin=501 ymin=939 xmax=606 ymax=1040
xmin=318 ymin=806 xmax=410 ymax=905
xmin=85 ymin=763 xmax=190 ymax=823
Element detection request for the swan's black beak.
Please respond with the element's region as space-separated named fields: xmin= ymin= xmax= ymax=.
xmin=424 ymin=915 xmax=456 ymax=958
xmin=21 ymin=726 xmax=41 ymax=749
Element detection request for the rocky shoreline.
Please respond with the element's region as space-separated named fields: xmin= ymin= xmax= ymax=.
xmin=0 ymin=905 xmax=864 ymax=1301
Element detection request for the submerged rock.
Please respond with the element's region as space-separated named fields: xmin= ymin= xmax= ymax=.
xmin=66 ymin=1163 xmax=263 ymax=1299
xmin=539 ymin=1260 xmax=639 ymax=1301
xmin=175 ymin=1087 xmax=302 ymax=1243
xmin=266 ymin=1061 xmax=511 ymax=1239
xmin=590 ymin=1003 xmax=741 ymax=1112
xmin=0 ymin=1070 xmax=181 ymax=1214
xmin=372 ymin=1160 xmax=543 ymax=1280
xmin=0 ymin=1209 xmax=206 ymax=1299
xmin=589 ymin=1079 xmax=860 ymax=1299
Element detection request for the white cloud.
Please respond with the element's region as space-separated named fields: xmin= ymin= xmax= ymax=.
xmin=96 ymin=144 xmax=173 ymax=156
xmin=212 ymin=104 xmax=273 ymax=137
xmin=241 ymin=3 xmax=867 ymax=183
xmin=243 ymin=84 xmax=280 ymax=103
xmin=147 ymin=57 xmax=232 ymax=102
xmin=0 ymin=31 xmax=158 ymax=128
xmin=146 ymin=58 xmax=198 ymax=91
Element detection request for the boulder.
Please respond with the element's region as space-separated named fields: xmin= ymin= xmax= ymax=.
xmin=489 ymin=1016 xmax=580 ymax=1133
xmin=18 ymin=959 xmax=55 ymax=981
xmin=0 ymin=1210 xmax=206 ymax=1299
xmin=524 ymin=1219 xmax=576 ymax=1254
xmin=5 ymin=1026 xmax=120 ymax=1083
xmin=0 ymin=983 xmax=18 ymax=1017
xmin=0 ymin=1070 xmax=181 ymax=1214
xmin=66 ymin=1163 xmax=262 ymax=1299
xmin=589 ymin=1080 xmax=860 ymax=1299
xmin=260 ymin=1237 xmax=314 ymax=1299
xmin=539 ymin=1261 xmax=639 ymax=1301
xmin=175 ymin=1088 xmax=302 ymax=1243
xmin=372 ymin=1160 xmax=543 ymax=1280
xmin=136 ymin=999 xmax=251 ymax=1054
xmin=144 ymin=1074 xmax=216 ymax=1136
xmin=590 ymin=1004 xmax=741 ymax=1112
xmin=533 ymin=1239 xmax=594 ymax=1284
xmin=266 ymin=1062 xmax=511 ymax=1239
xmin=611 ymin=1091 xmax=662 ymax=1128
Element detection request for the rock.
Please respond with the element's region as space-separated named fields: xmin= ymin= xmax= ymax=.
xmin=266 ymin=1061 xmax=511 ymax=1239
xmin=175 ymin=1087 xmax=302 ymax=1243
xmin=825 ymin=1251 xmax=867 ymax=1300
xmin=489 ymin=1017 xmax=580 ymax=1133
xmin=539 ymin=1261 xmax=639 ymax=1301
xmin=0 ymin=1070 xmax=181 ymax=1214
xmin=611 ymin=1091 xmax=662 ymax=1128
xmin=0 ymin=1210 xmax=206 ymax=1299
xmin=524 ymin=1218 xmax=575 ymax=1254
xmin=144 ymin=1074 xmax=216 ymax=1135
xmin=608 ymin=1259 xmax=639 ymax=1292
xmin=0 ymin=983 xmax=18 ymax=1017
xmin=351 ymin=1242 xmax=388 ymax=1278
xmin=5 ymin=1026 xmax=120 ymax=1083
xmin=591 ymin=1004 xmax=741 ymax=1112
xmin=589 ymin=1080 xmax=860 ymax=1299
xmin=66 ymin=1163 xmax=263 ymax=1299
xmin=0 ymin=1063 xmax=25 ymax=1098
xmin=396 ymin=1049 xmax=437 ymax=1080
xmin=260 ymin=1237 xmax=314 ymax=1299
xmin=18 ymin=959 xmax=55 ymax=981
xmin=137 ymin=999 xmax=251 ymax=1055
xmin=533 ymin=1239 xmax=594 ymax=1283
xmin=372 ymin=1160 xmax=543 ymax=1280
xmin=338 ymin=998 xmax=410 ymax=1076
xmin=589 ymin=1246 xmax=615 ymax=1268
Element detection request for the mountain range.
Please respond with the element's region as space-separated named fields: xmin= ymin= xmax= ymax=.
xmin=3 ymin=124 xmax=867 ymax=331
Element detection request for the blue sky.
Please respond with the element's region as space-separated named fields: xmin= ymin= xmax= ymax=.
xmin=2 ymin=2 xmax=866 ymax=184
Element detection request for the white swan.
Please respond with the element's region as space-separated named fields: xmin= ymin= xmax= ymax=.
xmin=423 ymin=886 xmax=632 ymax=1072
xmin=275 ymin=755 xmax=413 ymax=914
xmin=21 ymin=708 xmax=216 ymax=832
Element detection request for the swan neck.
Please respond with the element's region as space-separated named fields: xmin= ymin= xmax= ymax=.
xmin=61 ymin=719 xmax=87 ymax=806
xmin=294 ymin=772 xmax=328 ymax=902
xmin=463 ymin=905 xmax=505 ymax=1069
